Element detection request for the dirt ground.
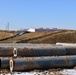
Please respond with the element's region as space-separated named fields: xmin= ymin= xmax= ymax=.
xmin=1 ymin=69 xmax=76 ymax=75
xmin=0 ymin=30 xmax=76 ymax=44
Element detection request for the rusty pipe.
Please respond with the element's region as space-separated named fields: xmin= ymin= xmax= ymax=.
xmin=0 ymin=56 xmax=76 ymax=71
xmin=65 ymin=46 xmax=76 ymax=55
xmin=17 ymin=46 xmax=76 ymax=57
xmin=0 ymin=46 xmax=67 ymax=57
xmin=17 ymin=47 xmax=66 ymax=57
xmin=1 ymin=46 xmax=76 ymax=57
xmin=12 ymin=56 xmax=76 ymax=71
xmin=0 ymin=47 xmax=13 ymax=57
xmin=1 ymin=58 xmax=10 ymax=69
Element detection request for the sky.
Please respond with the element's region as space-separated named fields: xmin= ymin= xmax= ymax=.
xmin=0 ymin=0 xmax=76 ymax=30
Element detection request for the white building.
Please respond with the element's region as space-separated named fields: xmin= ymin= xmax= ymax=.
xmin=27 ymin=28 xmax=63 ymax=32
xmin=27 ymin=28 xmax=35 ymax=32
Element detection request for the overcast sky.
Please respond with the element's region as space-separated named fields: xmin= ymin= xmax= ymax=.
xmin=0 ymin=0 xmax=76 ymax=30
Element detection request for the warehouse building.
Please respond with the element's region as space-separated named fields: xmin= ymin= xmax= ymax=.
xmin=27 ymin=28 xmax=66 ymax=32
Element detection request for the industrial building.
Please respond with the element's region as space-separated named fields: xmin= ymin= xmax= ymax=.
xmin=27 ymin=28 xmax=66 ymax=32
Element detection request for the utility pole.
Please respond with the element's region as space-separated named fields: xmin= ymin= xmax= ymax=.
xmin=6 ymin=22 xmax=9 ymax=30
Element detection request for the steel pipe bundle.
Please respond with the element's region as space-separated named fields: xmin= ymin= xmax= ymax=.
xmin=1 ymin=43 xmax=76 ymax=73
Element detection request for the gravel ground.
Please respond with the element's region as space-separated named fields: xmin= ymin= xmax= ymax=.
xmin=0 ymin=69 xmax=76 ymax=75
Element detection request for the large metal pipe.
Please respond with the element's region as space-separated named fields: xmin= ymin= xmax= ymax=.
xmin=0 ymin=56 xmax=76 ymax=71
xmin=56 ymin=43 xmax=76 ymax=46
xmin=16 ymin=46 xmax=76 ymax=56
xmin=65 ymin=47 xmax=76 ymax=55
xmin=1 ymin=58 xmax=10 ymax=69
xmin=0 ymin=47 xmax=13 ymax=57
xmin=0 ymin=46 xmax=67 ymax=57
xmin=1 ymin=46 xmax=76 ymax=57
xmin=17 ymin=47 xmax=66 ymax=57
xmin=12 ymin=56 xmax=76 ymax=71
xmin=0 ymin=44 xmax=76 ymax=57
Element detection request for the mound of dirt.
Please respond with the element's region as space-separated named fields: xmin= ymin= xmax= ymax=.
xmin=0 ymin=30 xmax=76 ymax=44
xmin=0 ymin=30 xmax=18 ymax=40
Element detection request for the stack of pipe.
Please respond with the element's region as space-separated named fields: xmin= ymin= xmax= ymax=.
xmin=0 ymin=43 xmax=76 ymax=72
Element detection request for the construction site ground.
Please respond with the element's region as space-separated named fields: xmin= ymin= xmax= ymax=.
xmin=0 ymin=30 xmax=76 ymax=75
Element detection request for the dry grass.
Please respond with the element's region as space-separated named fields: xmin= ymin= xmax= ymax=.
xmin=28 ymin=30 xmax=76 ymax=44
xmin=0 ymin=30 xmax=76 ymax=44
xmin=0 ymin=32 xmax=51 ymax=43
xmin=0 ymin=30 xmax=18 ymax=40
